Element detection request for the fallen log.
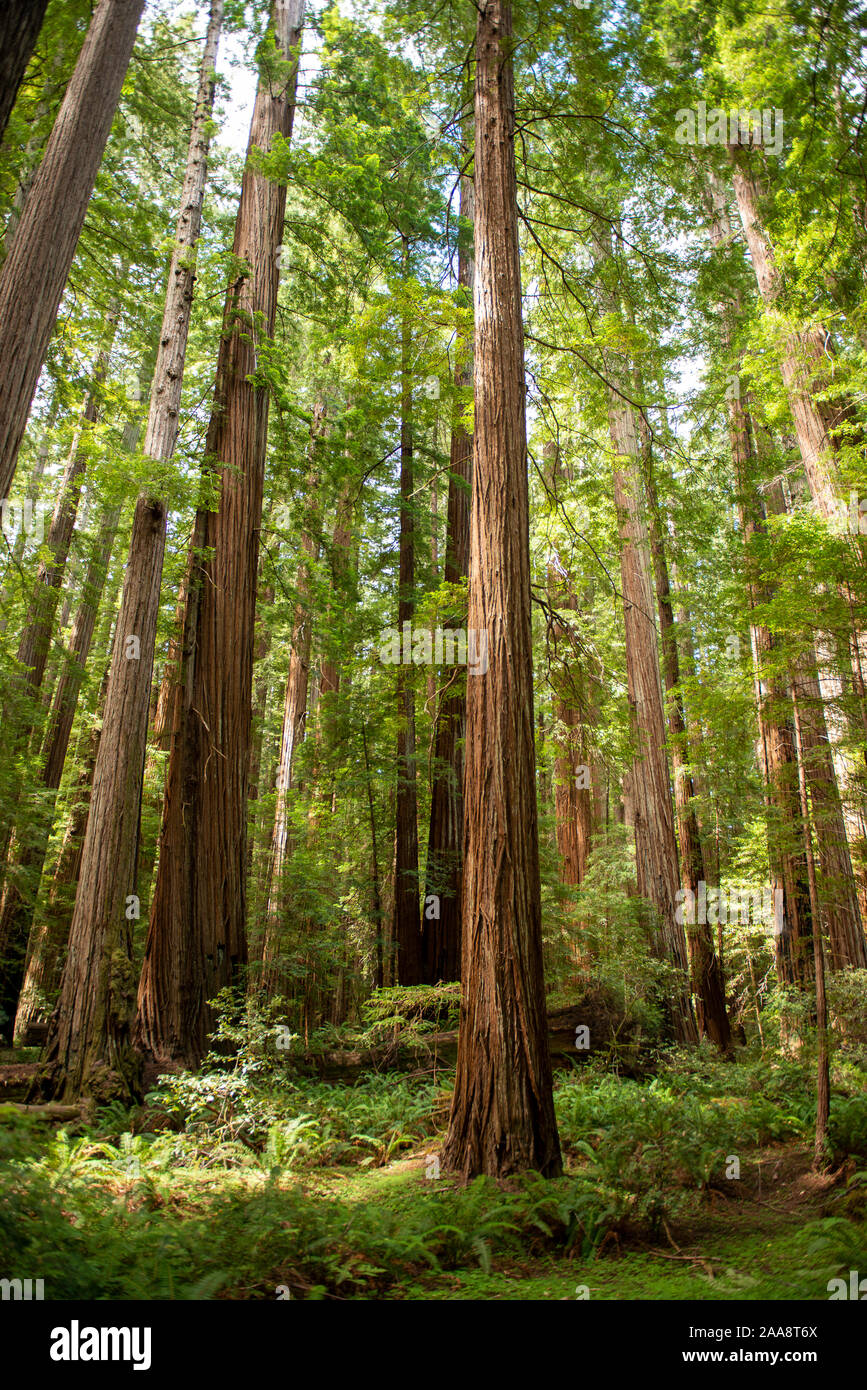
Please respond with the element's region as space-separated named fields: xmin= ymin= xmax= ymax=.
xmin=293 ymin=995 xmax=650 ymax=1081
xmin=5 ymin=1102 xmax=83 ymax=1121
xmin=0 ymin=1061 xmax=40 ymax=1102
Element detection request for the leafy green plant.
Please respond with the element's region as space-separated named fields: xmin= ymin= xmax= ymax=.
xmin=828 ymin=1095 xmax=867 ymax=1159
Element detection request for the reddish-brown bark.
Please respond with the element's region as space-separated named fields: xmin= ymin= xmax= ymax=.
xmin=0 ymin=0 xmax=51 ymax=143
xmin=394 ymin=237 xmax=422 ymax=984
xmin=0 ymin=504 xmax=120 ymax=1035
xmin=14 ymin=633 xmax=115 ymax=1044
xmin=0 ymin=0 xmax=145 ymax=503
xmin=422 ymin=151 xmax=474 ymax=985
xmin=641 ymin=441 xmax=731 ymax=1051
xmin=441 ymin=0 xmax=562 ymax=1181
xmin=705 ymin=173 xmax=816 ymax=990
xmin=260 ymin=408 xmax=326 ymax=992
xmin=137 ymin=1 xmax=305 ymax=1070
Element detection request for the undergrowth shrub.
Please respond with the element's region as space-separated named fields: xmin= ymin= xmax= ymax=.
xmin=149 ymin=1067 xmax=450 ymax=1169
xmin=828 ymin=1095 xmax=867 ymax=1159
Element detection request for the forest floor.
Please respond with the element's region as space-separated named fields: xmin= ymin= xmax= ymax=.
xmin=2 ymin=1017 xmax=867 ymax=1301
xmin=303 ymin=1141 xmax=846 ymax=1300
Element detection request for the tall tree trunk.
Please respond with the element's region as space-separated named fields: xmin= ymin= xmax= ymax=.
xmin=394 ymin=235 xmax=422 ymax=984
xmin=441 ymin=0 xmax=561 ymax=1181
xmin=544 ymin=439 xmax=600 ymax=889
xmin=762 ymin=470 xmax=865 ymax=963
xmin=137 ymin=534 xmax=204 ymax=930
xmin=2 ymin=43 xmax=66 ymax=267
xmin=137 ymin=0 xmax=305 ymax=1070
xmin=762 ymin=448 xmax=867 ymax=971
xmin=361 ymin=720 xmax=384 ymax=989
xmin=791 ymin=648 xmax=867 ymax=969
xmin=317 ymin=480 xmax=353 ymax=723
xmin=246 ymin=576 xmax=275 ymax=899
xmin=41 ymin=502 xmax=122 ymax=792
xmin=422 ymin=142 xmax=474 ymax=985
xmin=309 ymin=479 xmax=354 ymax=819
xmin=11 ymin=346 xmax=114 ymax=694
xmin=0 ymin=0 xmax=145 ymax=503
xmin=728 ymin=148 xmax=857 ymax=531
xmin=16 ymin=628 xmax=116 ymax=1044
xmin=542 ymin=443 xmax=596 ymax=895
xmin=0 ymin=333 xmax=117 ymax=870
xmin=151 ymin=535 xmax=195 ymax=752
xmin=811 ymin=629 xmax=867 ymax=924
xmin=40 ymin=3 xmax=226 ymax=1099
xmin=607 ymin=392 xmax=695 ymax=1041
xmin=0 ymin=398 xmax=57 ymax=628
xmin=729 ymin=146 xmax=867 ymax=744
xmin=791 ymin=687 xmax=831 ymax=1166
xmin=704 ymin=172 xmax=815 ymax=991
xmin=0 ymin=503 xmax=120 ymax=1035
xmin=593 ymin=228 xmax=695 ymax=1042
xmin=667 ymin=544 xmax=714 ymax=869
xmin=549 ymin=592 xmax=594 ymax=888
xmin=260 ymin=407 xmax=325 ymax=992
xmin=733 ymin=408 xmax=814 ymax=989
xmin=0 ymin=0 xmax=51 ymax=144
xmin=641 ymin=442 xmax=731 ymax=1050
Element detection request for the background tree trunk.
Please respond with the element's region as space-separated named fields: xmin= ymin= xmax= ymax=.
xmin=0 ymin=0 xmax=51 ymax=143
xmin=394 ymin=237 xmax=422 ymax=984
xmin=422 ymin=146 xmax=474 ymax=985
xmin=14 ymin=631 xmax=116 ymax=1044
xmin=642 ymin=444 xmax=730 ymax=1051
xmin=607 ymin=390 xmax=696 ymax=1041
xmin=0 ymin=330 xmax=118 ymax=872
xmin=0 ymin=503 xmax=120 ymax=1035
xmin=705 ymin=172 xmax=816 ymax=991
xmin=0 ymin=0 xmax=145 ymax=502
xmin=260 ymin=407 xmax=325 ymax=992
xmin=41 ymin=1 xmax=225 ymax=1098
xmin=137 ymin=0 xmax=305 ymax=1069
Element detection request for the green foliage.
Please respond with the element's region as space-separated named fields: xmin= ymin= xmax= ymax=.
xmin=827 ymin=969 xmax=867 ymax=1071
xmin=558 ymin=1073 xmax=732 ymax=1232
xmin=800 ymin=1218 xmax=867 ymax=1283
xmin=149 ymin=1053 xmax=449 ymax=1171
xmin=568 ymin=828 xmax=673 ymax=1041
xmin=360 ymin=983 xmax=461 ymax=1033
xmin=828 ymin=1096 xmax=867 ymax=1160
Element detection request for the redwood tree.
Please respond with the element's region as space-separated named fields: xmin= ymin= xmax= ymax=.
xmin=0 ymin=0 xmax=145 ymax=504
xmin=594 ymin=228 xmax=696 ymax=1043
xmin=422 ymin=141 xmax=474 ymax=985
xmin=41 ymin=1 xmax=226 ymax=1098
xmin=0 ymin=0 xmax=51 ymax=143
xmin=441 ymin=0 xmax=561 ymax=1181
xmin=0 ymin=501 xmax=120 ymax=1038
xmin=137 ymin=0 xmax=305 ymax=1069
xmin=393 ymin=238 xmax=423 ymax=984
xmin=260 ymin=405 xmax=326 ymax=992
xmin=641 ymin=436 xmax=731 ymax=1051
xmin=704 ymin=175 xmax=816 ymax=990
